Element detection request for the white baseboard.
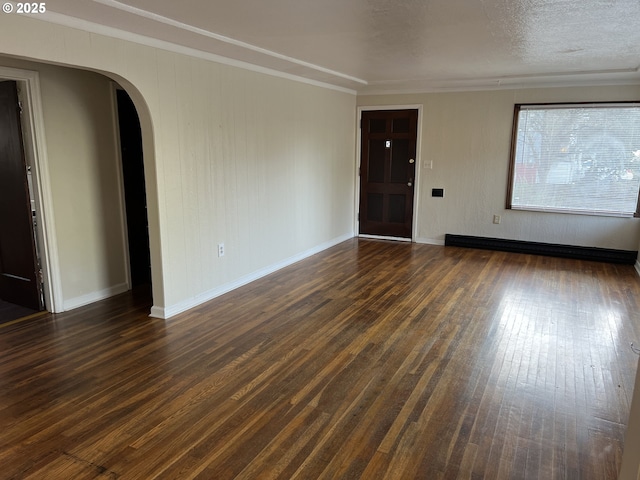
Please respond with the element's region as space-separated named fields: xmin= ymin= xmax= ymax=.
xmin=415 ymin=237 xmax=445 ymax=246
xmin=63 ymin=282 xmax=130 ymax=311
xmin=149 ymin=305 xmax=165 ymax=319
xmin=635 ymin=260 xmax=640 ymax=278
xmin=157 ymin=233 xmax=354 ymax=320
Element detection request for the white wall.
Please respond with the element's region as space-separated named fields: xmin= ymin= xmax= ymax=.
xmin=0 ymin=57 xmax=128 ymax=309
xmin=155 ymin=66 xmax=356 ymax=315
xmin=358 ymin=86 xmax=640 ymax=250
xmin=0 ymin=13 xmax=356 ymax=317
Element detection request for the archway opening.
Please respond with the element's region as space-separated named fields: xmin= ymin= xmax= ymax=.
xmin=0 ymin=57 xmax=162 ymax=316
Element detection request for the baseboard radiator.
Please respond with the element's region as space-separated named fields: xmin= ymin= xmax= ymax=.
xmin=444 ymin=234 xmax=638 ymax=265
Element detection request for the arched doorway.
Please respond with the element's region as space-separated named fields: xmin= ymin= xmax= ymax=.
xmin=0 ymin=61 xmax=162 ymax=316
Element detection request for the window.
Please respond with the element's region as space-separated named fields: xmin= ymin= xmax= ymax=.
xmin=507 ymin=103 xmax=640 ymax=217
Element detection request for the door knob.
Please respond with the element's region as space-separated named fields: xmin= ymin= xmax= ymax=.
xmin=409 ymin=158 xmax=415 ymax=164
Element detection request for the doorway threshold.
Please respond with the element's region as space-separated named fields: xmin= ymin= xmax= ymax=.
xmin=359 ymin=234 xmax=412 ymax=242
xmin=0 ymin=299 xmax=47 ymax=328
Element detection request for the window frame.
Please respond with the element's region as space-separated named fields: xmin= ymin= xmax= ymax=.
xmin=506 ymin=101 xmax=640 ymax=218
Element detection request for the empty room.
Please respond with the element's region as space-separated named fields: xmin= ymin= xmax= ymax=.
xmin=1 ymin=1 xmax=640 ymax=479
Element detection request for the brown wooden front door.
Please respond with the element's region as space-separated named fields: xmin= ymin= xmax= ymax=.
xmin=0 ymin=80 xmax=43 ymax=311
xmin=359 ymin=109 xmax=418 ymax=238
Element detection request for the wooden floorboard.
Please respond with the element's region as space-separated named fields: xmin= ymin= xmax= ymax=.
xmin=1 ymin=239 xmax=639 ymax=479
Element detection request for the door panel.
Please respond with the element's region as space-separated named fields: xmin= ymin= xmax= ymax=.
xmin=0 ymin=81 xmax=42 ymax=310
xmin=390 ymin=139 xmax=410 ymax=183
xmin=359 ymin=109 xmax=418 ymax=238
xmin=389 ymin=194 xmax=406 ymax=223
xmin=368 ymin=139 xmax=386 ymax=183
xmin=367 ymin=193 xmax=384 ymax=222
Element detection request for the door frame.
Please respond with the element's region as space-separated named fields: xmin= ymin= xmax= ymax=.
xmin=0 ymin=66 xmax=62 ymax=312
xmin=110 ymin=82 xmax=133 ymax=291
xmin=355 ymin=104 xmax=423 ymax=242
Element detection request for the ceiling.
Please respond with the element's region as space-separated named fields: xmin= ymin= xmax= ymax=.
xmin=43 ymin=0 xmax=640 ymax=94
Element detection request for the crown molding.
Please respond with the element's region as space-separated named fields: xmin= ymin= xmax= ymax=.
xmin=34 ymin=8 xmax=359 ymax=95
xmin=89 ymin=0 xmax=367 ymax=86
xmin=359 ymin=66 xmax=640 ymax=95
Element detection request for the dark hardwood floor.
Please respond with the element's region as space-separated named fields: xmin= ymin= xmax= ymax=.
xmin=1 ymin=239 xmax=639 ymax=479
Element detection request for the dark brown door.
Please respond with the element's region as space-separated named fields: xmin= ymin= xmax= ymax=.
xmin=359 ymin=109 xmax=418 ymax=238
xmin=0 ymin=80 xmax=43 ymax=310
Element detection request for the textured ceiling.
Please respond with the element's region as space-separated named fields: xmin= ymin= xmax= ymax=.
xmin=42 ymin=0 xmax=640 ymax=93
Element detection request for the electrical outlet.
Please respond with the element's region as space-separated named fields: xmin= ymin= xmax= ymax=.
xmin=218 ymin=243 xmax=225 ymax=257
xmin=493 ymin=215 xmax=501 ymax=224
